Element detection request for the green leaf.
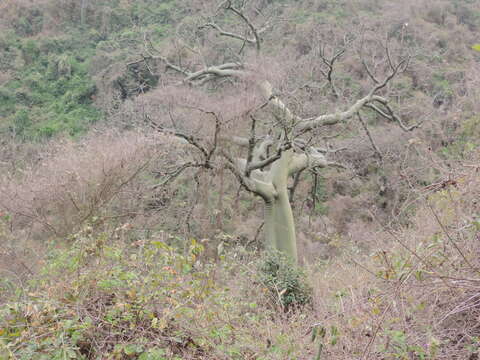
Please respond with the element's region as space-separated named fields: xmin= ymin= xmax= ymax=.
xmin=315 ymin=342 xmax=324 ymax=360
xmin=151 ymin=240 xmax=170 ymax=251
xmin=139 ymin=348 xmax=166 ymax=360
xmin=472 ymin=44 xmax=480 ymax=52
xmin=124 ymin=343 xmax=143 ymax=355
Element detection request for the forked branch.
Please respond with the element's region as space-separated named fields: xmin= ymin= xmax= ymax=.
xmin=222 ymin=0 xmax=262 ymax=53
xmin=366 ymin=97 xmax=422 ymax=131
xmin=317 ymin=36 xmax=352 ymax=98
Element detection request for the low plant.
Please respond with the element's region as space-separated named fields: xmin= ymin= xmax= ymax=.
xmin=0 ymin=226 xmax=315 ymax=359
xmin=258 ymin=250 xmax=312 ymax=310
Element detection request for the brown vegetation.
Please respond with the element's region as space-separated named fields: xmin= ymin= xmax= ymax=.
xmin=1 ymin=0 xmax=479 ymax=358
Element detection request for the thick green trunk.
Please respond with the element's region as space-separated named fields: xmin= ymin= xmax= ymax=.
xmin=264 ymin=192 xmax=297 ymax=261
xmin=264 ymin=150 xmax=298 ymax=262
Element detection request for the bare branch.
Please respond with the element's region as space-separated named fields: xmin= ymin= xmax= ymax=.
xmin=230 ymin=136 xmax=250 ymax=146
xmin=252 ymin=136 xmax=273 ymax=161
xmin=183 ymin=63 xmax=245 ymax=83
xmin=357 ymin=112 xmax=383 ymax=161
xmin=371 ymin=56 xmax=409 ymax=94
xmin=358 ymin=30 xmax=380 ymax=84
xmin=152 ymin=125 xmax=208 ymax=159
xmin=221 ymin=150 xmax=276 ymax=201
xmin=296 ymin=49 xmax=410 ymax=133
xmin=259 ymin=81 xmax=302 ymax=126
xmin=317 ymin=38 xmax=350 ymax=98
xmin=246 ymin=142 xmax=291 ymax=175
xmin=200 ymin=21 xmax=257 ymax=44
xmin=246 ymin=114 xmax=257 ymax=168
xmin=296 ymin=92 xmax=376 ymax=131
xmin=289 ymin=168 xmax=305 ymax=203
xmin=298 ymin=140 xmax=347 ymax=154
xmin=224 ymin=0 xmax=261 ymax=53
xmin=151 ymin=162 xmax=204 ymax=189
xmin=189 ymin=108 xmax=223 ymax=166
xmin=142 ymin=33 xmax=191 ymax=76
xmin=366 ymin=97 xmax=422 ymax=131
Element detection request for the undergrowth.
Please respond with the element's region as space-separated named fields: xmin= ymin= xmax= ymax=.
xmin=258 ymin=251 xmax=312 ymax=310
xmin=0 ymin=225 xmax=314 ymax=359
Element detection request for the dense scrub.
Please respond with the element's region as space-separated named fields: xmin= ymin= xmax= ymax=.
xmin=1 ymin=153 xmax=479 ymax=359
xmin=1 ymin=0 xmax=479 ymax=141
xmin=0 ymin=0 xmax=190 ymax=139
xmin=1 ymin=0 xmax=480 ymax=358
xmin=0 ymin=225 xmax=315 ymax=359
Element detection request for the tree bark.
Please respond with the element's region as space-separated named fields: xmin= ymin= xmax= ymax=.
xmin=264 ymin=149 xmax=298 ymax=261
xmin=80 ymin=0 xmax=88 ymax=26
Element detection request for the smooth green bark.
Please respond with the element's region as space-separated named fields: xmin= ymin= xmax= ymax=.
xmin=264 ymin=149 xmax=298 ymax=262
xmin=264 ymin=192 xmax=297 ymax=261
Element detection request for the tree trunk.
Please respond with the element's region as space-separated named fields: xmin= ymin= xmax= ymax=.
xmin=264 ymin=150 xmax=298 ymax=262
xmin=80 ymin=0 xmax=88 ymax=26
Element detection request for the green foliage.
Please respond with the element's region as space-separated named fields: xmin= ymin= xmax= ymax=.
xmin=290 ymin=0 xmax=351 ymax=24
xmin=258 ymin=251 xmax=312 ymax=309
xmin=313 ymin=174 xmax=329 ymax=215
xmin=439 ymin=116 xmax=480 ymax=159
xmin=130 ymin=0 xmax=177 ymax=26
xmin=431 ymin=72 xmax=453 ymax=102
xmin=0 ymin=0 xmax=186 ymax=141
xmin=0 ymin=35 xmax=101 ymax=140
xmin=0 ymin=227 xmax=307 ymax=359
xmin=452 ymin=2 xmax=480 ymax=30
xmin=378 ymin=330 xmax=432 ymax=359
xmin=310 ymin=324 xmax=341 ymax=359
xmin=10 ymin=7 xmax=44 ymax=37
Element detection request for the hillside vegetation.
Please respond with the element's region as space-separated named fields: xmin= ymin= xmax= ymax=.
xmin=1 ymin=0 xmax=480 ymax=359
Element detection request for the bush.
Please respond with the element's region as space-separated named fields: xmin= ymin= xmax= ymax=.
xmin=0 ymin=229 xmax=315 ymax=359
xmin=258 ymin=251 xmax=312 ymax=310
xmin=0 ymin=130 xmax=159 ymax=238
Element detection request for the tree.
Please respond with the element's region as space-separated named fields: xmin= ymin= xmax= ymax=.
xmin=130 ymin=0 xmax=421 ymax=263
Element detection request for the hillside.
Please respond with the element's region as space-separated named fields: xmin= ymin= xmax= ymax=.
xmin=1 ymin=0 xmax=480 ymax=359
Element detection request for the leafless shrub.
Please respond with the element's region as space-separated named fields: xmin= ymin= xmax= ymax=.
xmin=0 ymin=129 xmax=169 ymax=239
xmin=308 ymin=150 xmax=480 ymax=359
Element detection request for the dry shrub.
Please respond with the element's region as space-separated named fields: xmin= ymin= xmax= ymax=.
xmin=307 ymin=151 xmax=480 ymax=359
xmin=421 ymin=1 xmax=450 ymax=26
xmin=0 ymin=129 xmax=168 ymax=240
xmin=0 ymin=0 xmax=48 ymax=35
xmin=0 ymin=71 xmax=12 ymax=86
